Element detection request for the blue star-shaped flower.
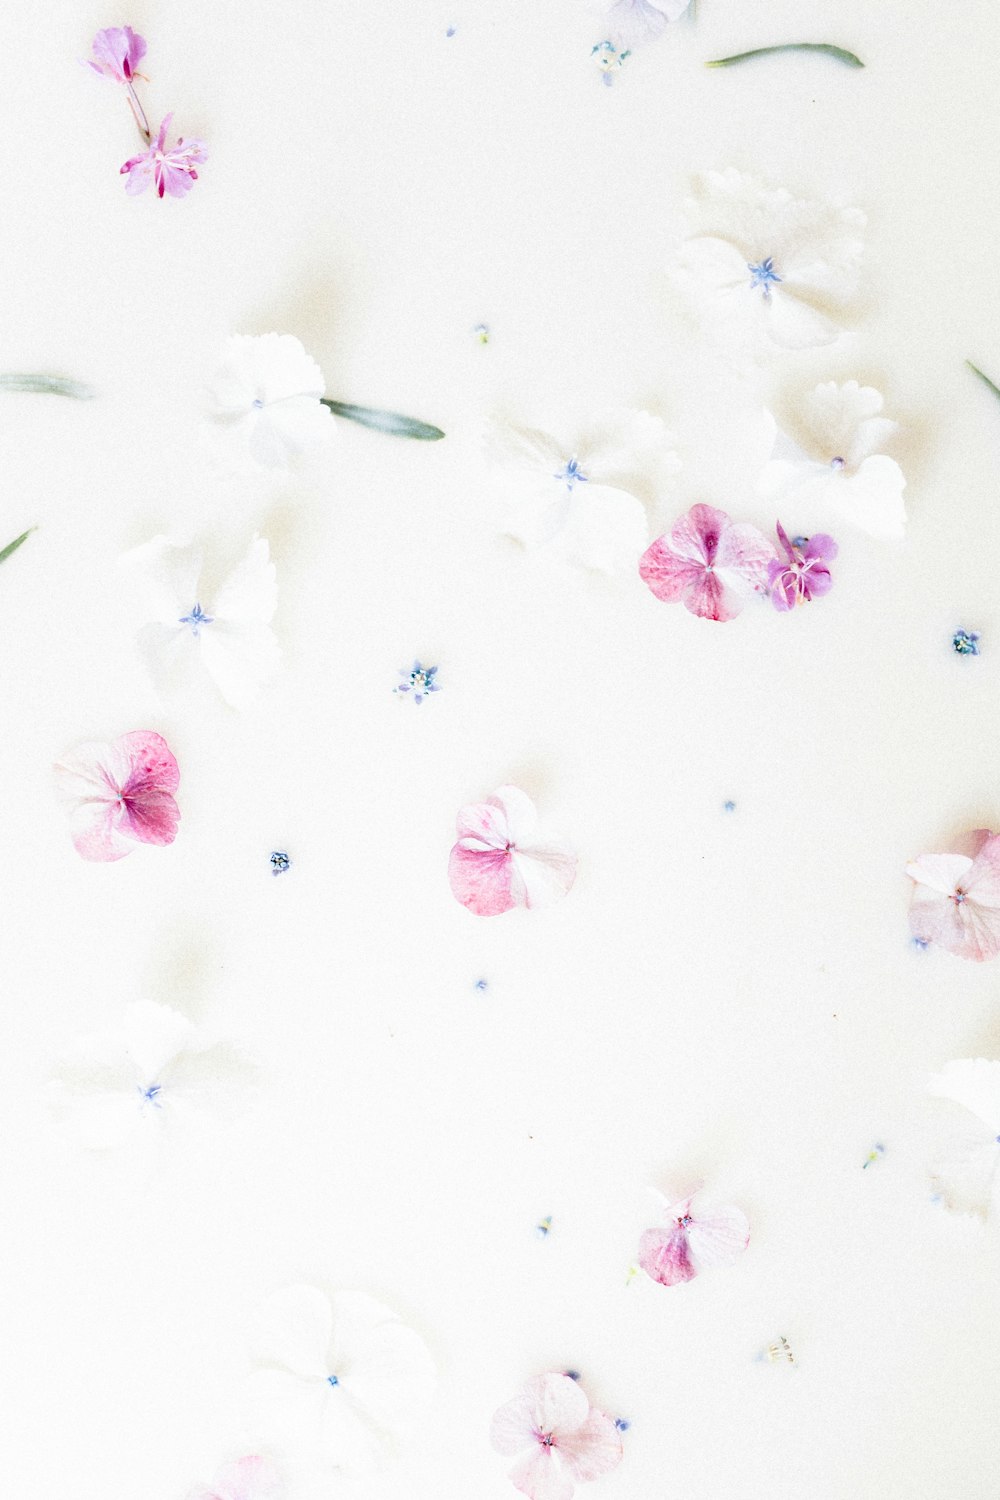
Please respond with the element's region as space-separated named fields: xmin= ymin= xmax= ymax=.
xmin=747 ymin=256 xmax=783 ymax=300
xmin=395 ymin=661 xmax=441 ymax=704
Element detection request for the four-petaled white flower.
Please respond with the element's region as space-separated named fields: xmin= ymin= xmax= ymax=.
xmin=47 ymin=1001 xmax=253 ymax=1151
xmin=486 ymin=408 xmax=679 ymax=575
xmin=121 ymin=535 xmax=280 ymax=711
xmin=207 ymin=334 xmax=333 ymax=468
xmin=928 ymin=1059 xmax=1000 ymax=1219
xmin=243 ymin=1285 xmax=436 ymax=1476
xmin=590 ymin=0 xmax=692 ymax=49
xmin=673 ymin=168 xmax=866 ymax=351
xmin=757 ymin=381 xmax=906 ymax=538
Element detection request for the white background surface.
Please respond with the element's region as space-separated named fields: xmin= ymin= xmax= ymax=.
xmin=2 ymin=1 xmax=1000 ymax=1496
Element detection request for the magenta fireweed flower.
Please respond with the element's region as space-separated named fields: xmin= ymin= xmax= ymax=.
xmin=120 ymin=113 xmax=207 ymax=198
xmin=53 ymin=730 xmax=180 ymax=862
xmin=639 ymin=503 xmax=773 ymax=622
xmin=766 ymin=521 xmax=837 ymax=611
xmin=491 ymin=1373 xmax=623 ymax=1500
xmin=86 ymin=26 xmax=147 ymax=83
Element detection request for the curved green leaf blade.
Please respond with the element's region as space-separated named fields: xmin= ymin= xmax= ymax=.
xmin=967 ymin=361 xmax=1000 ymax=402
xmin=0 ymin=373 xmax=94 ymax=399
xmin=0 ymin=527 xmax=35 ymax=565
xmin=706 ymin=43 xmax=864 ymax=69
xmin=321 ymin=399 xmax=445 ymax=441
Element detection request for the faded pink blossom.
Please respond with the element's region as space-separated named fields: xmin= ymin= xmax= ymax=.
xmin=187 ymin=1455 xmax=281 ymax=1500
xmin=491 ymin=1373 xmax=623 ymax=1500
xmin=54 ymin=730 xmax=180 ymax=862
xmin=121 ymin=113 xmax=207 ymax=199
xmin=448 ymin=785 xmax=577 ymax=918
xmin=638 ymin=1188 xmax=749 ymax=1287
xmin=766 ymin=521 xmax=837 ymax=611
xmin=638 ymin=503 xmax=773 ymax=621
xmin=86 ymin=26 xmax=147 ymax=83
xmin=907 ymin=830 xmax=1000 ymax=962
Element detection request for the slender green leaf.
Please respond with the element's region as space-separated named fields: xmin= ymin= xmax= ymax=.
xmin=967 ymin=361 xmax=1000 ymax=402
xmin=0 ymin=527 xmax=35 ymax=565
xmin=321 ymin=399 xmax=445 ymax=441
xmin=706 ymin=43 xmax=864 ymax=69
xmin=0 ymin=373 xmax=94 ymax=399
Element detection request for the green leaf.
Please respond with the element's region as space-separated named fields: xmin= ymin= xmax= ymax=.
xmin=967 ymin=361 xmax=1000 ymax=402
xmin=0 ymin=527 xmax=35 ymax=565
xmin=320 ymin=399 xmax=445 ymax=441
xmin=706 ymin=43 xmax=864 ymax=69
xmin=0 ymin=373 xmax=94 ymax=399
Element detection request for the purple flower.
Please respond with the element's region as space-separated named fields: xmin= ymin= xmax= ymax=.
xmin=394 ymin=661 xmax=440 ymax=705
xmin=120 ymin=113 xmax=207 ymax=199
xmin=86 ymin=26 xmax=147 ymax=84
xmin=766 ymin=522 xmax=837 ymax=611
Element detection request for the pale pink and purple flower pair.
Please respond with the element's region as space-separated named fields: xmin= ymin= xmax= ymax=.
xmin=448 ymin=786 xmax=577 ymax=917
xmin=53 ymin=730 xmax=180 ymax=862
xmin=639 ymin=504 xmax=837 ymax=620
xmin=491 ymin=1372 xmax=623 ymax=1500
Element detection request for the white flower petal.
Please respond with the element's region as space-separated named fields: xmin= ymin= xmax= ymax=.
xmin=765 ymin=288 xmax=841 ymax=350
xmin=207 ymin=335 xmax=333 ymax=469
xmin=930 ymin=1128 xmax=1000 ymax=1220
xmin=253 ymin=1284 xmax=334 ymax=1380
xmin=929 ymin=1059 xmax=1000 ymax=1136
xmin=121 ymin=536 xmax=204 ymax=624
xmin=121 ymin=999 xmax=203 ymax=1084
xmin=906 ymin=853 xmax=974 ymax=898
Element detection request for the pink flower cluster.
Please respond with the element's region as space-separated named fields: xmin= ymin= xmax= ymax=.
xmin=86 ymin=26 xmax=207 ymax=198
xmin=639 ymin=503 xmax=838 ymax=621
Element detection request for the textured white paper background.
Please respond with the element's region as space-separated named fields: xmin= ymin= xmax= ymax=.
xmin=2 ymin=2 xmax=1000 ymax=1497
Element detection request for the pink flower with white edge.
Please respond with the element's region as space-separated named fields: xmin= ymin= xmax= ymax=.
xmin=187 ymin=1456 xmax=281 ymax=1500
xmin=120 ymin=113 xmax=207 ymax=198
xmin=639 ymin=503 xmax=773 ymax=621
xmin=638 ymin=1187 xmax=749 ymax=1287
xmin=907 ymin=830 xmax=1000 ymax=962
xmin=766 ymin=521 xmax=837 ymax=611
xmin=53 ymin=730 xmax=180 ymax=862
xmin=448 ymin=785 xmax=577 ymax=917
xmin=86 ymin=26 xmax=147 ymax=83
xmin=491 ymin=1373 xmax=623 ymax=1500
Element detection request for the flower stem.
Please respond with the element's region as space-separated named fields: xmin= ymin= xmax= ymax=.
xmin=125 ymin=81 xmax=151 ymax=143
xmin=706 ymin=43 xmax=864 ymax=68
xmin=967 ymin=360 xmax=1000 ymax=402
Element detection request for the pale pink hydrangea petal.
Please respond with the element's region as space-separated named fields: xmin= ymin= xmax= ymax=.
xmin=907 ymin=835 xmax=1000 ymax=961
xmin=448 ymin=844 xmax=515 ymax=916
xmin=640 ymin=1189 xmax=749 ymax=1285
xmin=449 ymin=789 xmax=576 ymax=916
xmin=54 ymin=731 xmax=180 ymax=861
xmin=559 ymin=1410 xmax=624 ymax=1481
xmin=640 ymin=504 xmax=772 ymax=622
xmin=187 ymin=1455 xmax=281 ymax=1500
xmin=507 ymin=1447 xmax=575 ymax=1500
xmin=684 ymin=1204 xmax=751 ymax=1269
xmin=638 ymin=1224 xmax=695 ymax=1285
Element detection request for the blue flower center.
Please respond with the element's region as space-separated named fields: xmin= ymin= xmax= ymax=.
xmin=748 ymin=257 xmax=782 ymax=299
xmin=252 ymin=397 xmax=265 ymax=409
xmin=327 ymin=1374 xmax=340 ymax=1388
xmin=179 ymin=602 xmax=213 ymax=635
xmin=138 ymin=1083 xmax=162 ymax=1107
xmin=952 ymin=629 xmax=980 ymax=656
xmin=555 ymin=457 xmax=589 ymax=490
